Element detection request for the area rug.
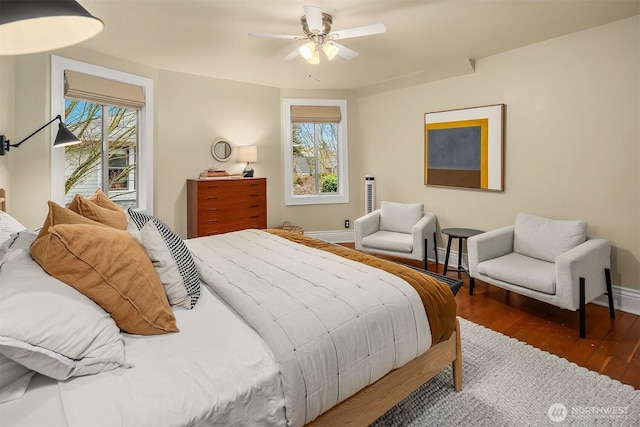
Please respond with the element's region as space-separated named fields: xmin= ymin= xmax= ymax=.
xmin=371 ymin=318 xmax=639 ymax=426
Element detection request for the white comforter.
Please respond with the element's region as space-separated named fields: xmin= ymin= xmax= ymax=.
xmin=0 ymin=286 xmax=287 ymax=427
xmin=186 ymin=229 xmax=431 ymax=426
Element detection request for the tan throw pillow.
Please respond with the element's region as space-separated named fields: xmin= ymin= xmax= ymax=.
xmin=34 ymin=200 xmax=108 ymax=240
xmin=68 ymin=192 xmax=128 ymax=230
xmin=31 ymin=223 xmax=178 ymax=335
xmin=88 ymin=188 xmax=126 ymax=214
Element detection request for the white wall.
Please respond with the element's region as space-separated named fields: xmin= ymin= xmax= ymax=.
xmin=2 ymin=16 xmax=638 ymax=293
xmin=0 ymin=56 xmax=14 ymax=202
xmin=357 ymin=16 xmax=639 ymax=291
xmin=154 ymin=69 xmax=281 ymax=237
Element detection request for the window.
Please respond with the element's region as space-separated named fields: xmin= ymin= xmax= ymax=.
xmin=283 ymin=98 xmax=349 ymax=205
xmin=51 ymin=56 xmax=154 ymax=213
xmin=63 ymin=101 xmax=139 ymax=208
xmin=108 ymin=148 xmax=134 ymax=191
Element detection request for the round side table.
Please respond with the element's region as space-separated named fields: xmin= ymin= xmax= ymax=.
xmin=442 ymin=228 xmax=484 ymax=295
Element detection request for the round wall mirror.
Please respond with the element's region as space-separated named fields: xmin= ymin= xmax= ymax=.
xmin=211 ymin=139 xmax=232 ymax=162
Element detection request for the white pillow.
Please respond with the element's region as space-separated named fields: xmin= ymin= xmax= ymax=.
xmin=124 ymin=208 xmax=142 ymax=233
xmin=0 ymin=210 xmax=25 ymax=243
xmin=0 ymin=240 xmax=128 ymax=396
xmin=513 ymin=213 xmax=587 ymax=263
xmin=134 ymin=220 xmax=200 ymax=309
xmin=0 ymin=211 xmax=27 ymax=266
xmin=0 ymin=354 xmax=34 ymax=403
xmin=379 ymin=201 xmax=424 ymax=234
xmin=128 ymin=209 xmax=201 ymax=309
xmin=1 ymin=230 xmax=38 ymax=270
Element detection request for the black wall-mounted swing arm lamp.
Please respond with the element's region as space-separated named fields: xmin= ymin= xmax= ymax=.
xmin=0 ymin=115 xmax=81 ymax=156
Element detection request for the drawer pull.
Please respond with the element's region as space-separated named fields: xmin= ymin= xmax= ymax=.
xmin=250 ymin=215 xmax=260 ymax=219
xmin=206 ymin=186 xmax=218 ymax=190
xmin=206 ymin=231 xmax=218 ymax=236
xmin=207 ymin=208 xmax=218 ymax=213
xmin=250 ymin=194 xmax=259 ymax=198
xmin=207 ymin=196 xmax=218 ymax=200
xmin=250 ymin=183 xmax=259 ymax=187
xmin=250 ymin=204 xmax=259 ymax=208
xmin=206 ymin=219 xmax=218 ymax=224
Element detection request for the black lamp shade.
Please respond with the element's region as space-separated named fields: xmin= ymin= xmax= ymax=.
xmin=53 ymin=122 xmax=82 ymax=147
xmin=0 ymin=0 xmax=104 ymax=56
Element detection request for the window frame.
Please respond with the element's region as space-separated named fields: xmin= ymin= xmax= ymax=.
xmin=283 ymin=98 xmax=349 ymax=206
xmin=108 ymin=146 xmax=135 ymax=192
xmin=50 ymin=55 xmax=154 ymax=213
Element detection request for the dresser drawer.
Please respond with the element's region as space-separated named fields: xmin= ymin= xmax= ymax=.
xmin=197 ymin=198 xmax=265 ymax=215
xmin=187 ymin=178 xmax=267 ymax=238
xmin=197 ymin=205 xmax=265 ymax=221
xmin=196 ymin=181 xmax=265 ymax=206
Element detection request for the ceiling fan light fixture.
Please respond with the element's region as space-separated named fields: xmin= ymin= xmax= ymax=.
xmin=322 ymin=42 xmax=339 ymax=61
xmin=306 ymin=49 xmax=320 ymax=65
xmin=299 ymin=41 xmax=315 ymax=59
xmin=251 ymin=5 xmax=386 ymax=65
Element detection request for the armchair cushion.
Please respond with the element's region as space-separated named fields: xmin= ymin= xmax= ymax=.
xmin=380 ymin=201 xmax=424 ymax=234
xmin=361 ymin=231 xmax=413 ymax=253
xmin=513 ymin=213 xmax=587 ymax=263
xmin=478 ymin=252 xmax=556 ymax=295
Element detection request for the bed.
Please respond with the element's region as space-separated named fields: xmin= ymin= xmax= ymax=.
xmin=0 ymin=188 xmax=461 ymax=426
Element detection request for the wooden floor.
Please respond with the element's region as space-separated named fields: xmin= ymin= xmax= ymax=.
xmin=338 ymin=244 xmax=640 ymax=390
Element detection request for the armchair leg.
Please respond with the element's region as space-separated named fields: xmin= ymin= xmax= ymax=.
xmin=579 ymin=277 xmax=586 ymax=339
xmin=424 ymin=238 xmax=429 ymax=270
xmin=605 ymin=268 xmax=615 ymax=319
xmin=433 ymin=232 xmax=439 ymax=268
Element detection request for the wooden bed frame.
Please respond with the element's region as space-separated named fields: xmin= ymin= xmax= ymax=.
xmin=0 ymin=188 xmax=462 ymax=426
xmin=308 ymin=317 xmax=462 ymax=426
xmin=0 ymin=188 xmax=6 ymax=212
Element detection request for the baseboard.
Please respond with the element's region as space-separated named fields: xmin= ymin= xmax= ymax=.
xmin=591 ymin=286 xmax=640 ymax=315
xmin=431 ymin=247 xmax=466 ymax=268
xmin=309 ymin=231 xmax=640 ymax=316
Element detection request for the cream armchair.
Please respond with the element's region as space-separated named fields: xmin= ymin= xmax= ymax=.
xmin=467 ymin=213 xmax=614 ymax=338
xmin=354 ymin=201 xmax=438 ymax=270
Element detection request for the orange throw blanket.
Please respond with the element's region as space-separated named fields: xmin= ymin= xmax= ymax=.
xmin=266 ymin=229 xmax=457 ymax=344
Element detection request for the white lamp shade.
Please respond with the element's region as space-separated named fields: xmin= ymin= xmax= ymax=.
xmin=305 ymin=49 xmax=320 ymax=65
xmin=299 ymin=42 xmax=315 ymax=59
xmin=237 ymin=145 xmax=257 ymax=163
xmin=322 ymin=43 xmax=339 ymax=60
xmin=0 ymin=1 xmax=104 ymax=56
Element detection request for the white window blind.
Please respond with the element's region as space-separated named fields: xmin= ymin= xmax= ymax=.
xmin=64 ymin=70 xmax=145 ymax=110
xmin=291 ymin=105 xmax=341 ymax=123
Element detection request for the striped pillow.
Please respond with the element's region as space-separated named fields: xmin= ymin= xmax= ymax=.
xmin=128 ymin=209 xmax=201 ymax=309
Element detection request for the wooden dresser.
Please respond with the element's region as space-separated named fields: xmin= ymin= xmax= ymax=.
xmin=186 ymin=178 xmax=267 ymax=238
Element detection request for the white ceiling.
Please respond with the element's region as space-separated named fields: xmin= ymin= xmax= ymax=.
xmin=77 ymin=0 xmax=639 ymax=91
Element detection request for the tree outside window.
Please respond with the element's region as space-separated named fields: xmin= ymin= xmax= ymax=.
xmin=63 ymin=99 xmax=138 ymax=208
xmin=292 ymin=122 xmax=338 ymax=195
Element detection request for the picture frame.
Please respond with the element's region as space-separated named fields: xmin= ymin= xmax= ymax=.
xmin=424 ymin=104 xmax=505 ymax=191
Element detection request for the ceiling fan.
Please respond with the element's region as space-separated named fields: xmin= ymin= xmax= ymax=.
xmin=249 ymin=5 xmax=386 ymax=64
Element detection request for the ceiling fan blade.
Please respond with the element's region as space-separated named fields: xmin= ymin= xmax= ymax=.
xmin=303 ymin=5 xmax=323 ymax=33
xmin=283 ymin=46 xmax=301 ymax=60
xmin=330 ymin=23 xmax=386 ymax=40
xmin=332 ymin=42 xmax=359 ymax=60
xmin=249 ymin=32 xmax=301 ymax=40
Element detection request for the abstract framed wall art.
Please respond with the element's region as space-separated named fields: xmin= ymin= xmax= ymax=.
xmin=424 ymin=104 xmax=504 ymax=191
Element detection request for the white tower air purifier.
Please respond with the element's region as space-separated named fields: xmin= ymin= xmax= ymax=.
xmin=365 ymin=175 xmax=375 ymax=214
